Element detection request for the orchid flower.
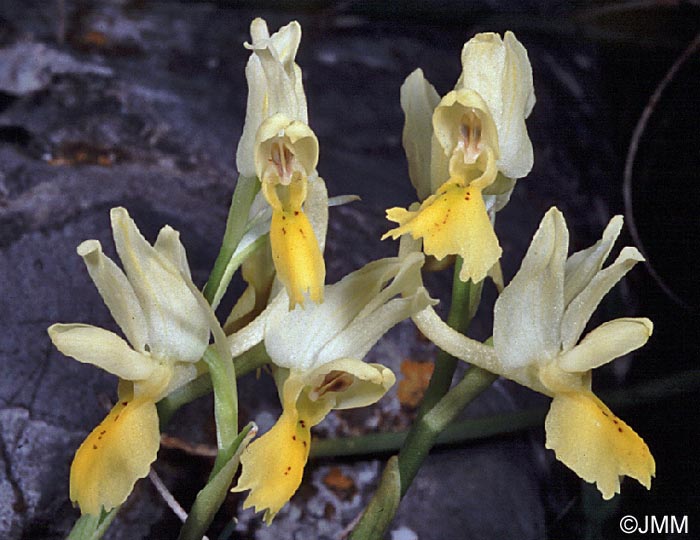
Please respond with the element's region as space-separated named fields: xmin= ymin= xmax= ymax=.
xmin=47 ymin=208 xmax=219 ymax=515
xmin=413 ymin=208 xmax=655 ymax=499
xmin=236 ymin=18 xmax=325 ymax=308
xmin=384 ymin=31 xmax=535 ymax=283
xmin=226 ymin=252 xmax=435 ymax=523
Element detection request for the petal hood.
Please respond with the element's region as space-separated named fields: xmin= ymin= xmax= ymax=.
xmin=456 ymin=31 xmax=535 ymax=179
xmin=110 ymin=207 xmax=209 ymax=363
xmin=236 ymin=18 xmax=307 ymax=177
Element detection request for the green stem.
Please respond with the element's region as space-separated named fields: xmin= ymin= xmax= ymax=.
xmin=350 ymin=367 xmax=495 ymax=540
xmin=67 ymin=507 xmax=118 ymax=540
xmin=397 ymin=257 xmax=484 ymax=495
xmin=398 ymin=367 xmax=497 ymax=494
xmin=202 ymin=347 xmax=238 ymax=450
xmin=177 ymin=425 xmax=255 ymax=540
xmin=417 ymin=258 xmax=482 ymax=416
xmin=157 ymin=342 xmax=270 ymax=429
xmin=312 ymin=369 xmax=700 ymax=460
xmin=202 ymin=175 xmax=260 ymax=305
xmin=347 ymin=457 xmax=401 ymax=539
xmin=351 ymin=260 xmax=487 ymax=539
xmin=311 ymin=406 xmax=542 ymax=459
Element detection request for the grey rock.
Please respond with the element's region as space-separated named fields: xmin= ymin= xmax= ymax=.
xmin=0 ymin=408 xmax=82 ymax=540
xmin=0 ymin=42 xmax=112 ymax=95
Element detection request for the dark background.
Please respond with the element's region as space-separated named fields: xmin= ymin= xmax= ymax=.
xmin=0 ymin=1 xmax=698 ymax=538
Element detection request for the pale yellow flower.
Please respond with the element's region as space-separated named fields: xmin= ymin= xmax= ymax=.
xmin=384 ymin=32 xmax=535 ymax=283
xmin=236 ymin=18 xmax=326 ymax=308
xmin=414 ymin=208 xmax=655 ymax=499
xmin=227 ymin=253 xmax=435 ymax=523
xmin=48 ymin=208 xmax=214 ymax=514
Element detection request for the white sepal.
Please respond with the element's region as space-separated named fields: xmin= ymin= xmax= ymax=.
xmin=48 ymin=323 xmax=155 ymax=381
xmin=493 ymin=207 xmax=568 ymax=370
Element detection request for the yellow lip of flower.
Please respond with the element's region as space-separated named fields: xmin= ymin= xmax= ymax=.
xmin=545 ymin=392 xmax=655 ymax=499
xmin=47 ymin=207 xmax=213 ymax=514
xmin=270 ymin=208 xmax=325 ymax=308
xmin=254 ymin=113 xmax=325 ymax=309
xmin=228 ymin=252 xmax=435 ymax=523
xmin=69 ymin=388 xmax=160 ymax=516
xmin=232 ymin=397 xmax=310 ymax=525
xmin=383 ymin=144 xmax=500 ymax=284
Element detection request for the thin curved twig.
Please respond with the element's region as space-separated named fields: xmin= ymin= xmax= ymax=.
xmin=148 ymin=469 xmax=211 ymax=540
xmin=622 ymin=31 xmax=700 ymax=309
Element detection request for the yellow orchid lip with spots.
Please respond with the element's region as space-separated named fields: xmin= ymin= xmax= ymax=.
xmin=413 ymin=208 xmax=655 ymax=500
xmin=47 ymin=207 xmax=213 ymax=515
xmin=384 ymin=31 xmax=535 ymax=284
xmin=227 ymin=252 xmax=436 ymax=523
xmin=236 ymin=18 xmax=327 ymax=308
xmin=255 ymin=114 xmax=325 ymax=308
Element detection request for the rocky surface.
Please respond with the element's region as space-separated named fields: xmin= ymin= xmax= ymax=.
xmin=1 ymin=1 xmax=697 ymax=539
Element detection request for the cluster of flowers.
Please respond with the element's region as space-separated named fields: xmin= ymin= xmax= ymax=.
xmin=48 ymin=18 xmax=655 ymax=527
